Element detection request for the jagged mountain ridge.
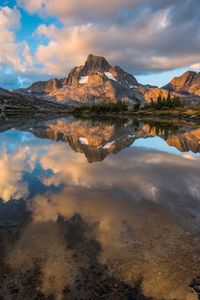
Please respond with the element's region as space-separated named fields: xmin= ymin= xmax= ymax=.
xmin=164 ymin=71 xmax=200 ymax=96
xmin=19 ymin=54 xmax=140 ymax=105
xmin=27 ymin=54 xmax=139 ymax=93
xmin=6 ymin=54 xmax=200 ymax=106
xmin=66 ymin=54 xmax=139 ymax=87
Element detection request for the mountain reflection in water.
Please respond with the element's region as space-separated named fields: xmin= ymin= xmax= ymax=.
xmin=0 ymin=115 xmax=200 ymax=300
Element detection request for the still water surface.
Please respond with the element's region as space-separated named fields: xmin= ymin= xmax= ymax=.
xmin=0 ymin=116 xmax=200 ymax=300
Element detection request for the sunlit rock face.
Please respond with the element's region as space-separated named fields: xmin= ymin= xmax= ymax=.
xmin=0 ymin=118 xmax=200 ymax=300
xmin=164 ymin=71 xmax=200 ymax=105
xmin=26 ymin=78 xmax=63 ymax=94
xmin=66 ymin=54 xmax=138 ymax=87
xmin=136 ymin=86 xmax=178 ymax=103
xmin=16 ymin=54 xmax=144 ymax=105
xmin=164 ymin=71 xmax=200 ymax=96
xmin=15 ymin=54 xmax=200 ymax=105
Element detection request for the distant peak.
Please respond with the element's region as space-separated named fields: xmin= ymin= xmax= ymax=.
xmin=86 ymin=53 xmax=108 ymax=61
xmin=81 ymin=54 xmax=111 ymax=75
xmin=181 ymin=70 xmax=197 ymax=77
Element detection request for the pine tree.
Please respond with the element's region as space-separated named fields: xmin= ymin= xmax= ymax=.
xmin=150 ymin=98 xmax=154 ymax=109
xmin=156 ymin=95 xmax=162 ymax=109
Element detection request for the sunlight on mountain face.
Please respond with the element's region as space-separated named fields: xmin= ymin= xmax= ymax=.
xmin=0 ymin=117 xmax=200 ymax=300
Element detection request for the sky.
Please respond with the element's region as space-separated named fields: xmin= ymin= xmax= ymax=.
xmin=0 ymin=0 xmax=200 ymax=90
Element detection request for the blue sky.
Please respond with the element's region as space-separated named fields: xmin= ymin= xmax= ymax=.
xmin=0 ymin=0 xmax=200 ymax=89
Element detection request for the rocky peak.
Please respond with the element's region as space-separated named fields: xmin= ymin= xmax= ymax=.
xmin=67 ymin=66 xmax=83 ymax=85
xmin=66 ymin=54 xmax=138 ymax=88
xmin=110 ymin=66 xmax=138 ymax=86
xmin=164 ymin=71 xmax=200 ymax=94
xmin=81 ymin=54 xmax=111 ymax=75
xmin=28 ymin=78 xmax=62 ymax=94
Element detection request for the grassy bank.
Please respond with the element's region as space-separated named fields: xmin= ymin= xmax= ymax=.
xmin=73 ymin=103 xmax=200 ymax=121
xmin=133 ymin=106 xmax=200 ymax=119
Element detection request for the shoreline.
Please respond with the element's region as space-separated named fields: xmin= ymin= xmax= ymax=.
xmin=73 ymin=109 xmax=200 ymax=123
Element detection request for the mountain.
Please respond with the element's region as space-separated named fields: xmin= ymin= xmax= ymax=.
xmin=66 ymin=54 xmax=139 ymax=87
xmin=17 ymin=54 xmax=143 ymax=105
xmin=15 ymin=55 xmax=200 ymax=107
xmin=25 ymin=78 xmax=63 ymax=94
xmin=0 ymin=87 xmax=72 ymax=116
xmin=0 ymin=87 xmax=11 ymax=97
xmin=164 ymin=71 xmax=200 ymax=96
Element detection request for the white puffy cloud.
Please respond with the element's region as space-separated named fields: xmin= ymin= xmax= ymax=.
xmin=0 ymin=147 xmax=36 ymax=202
xmin=190 ymin=63 xmax=200 ymax=70
xmin=0 ymin=6 xmax=33 ymax=73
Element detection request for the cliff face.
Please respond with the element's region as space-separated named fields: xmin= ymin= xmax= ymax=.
xmin=26 ymin=78 xmax=63 ymax=94
xmin=136 ymin=86 xmax=177 ymax=103
xmin=164 ymin=71 xmax=200 ymax=96
xmin=66 ymin=54 xmax=138 ymax=87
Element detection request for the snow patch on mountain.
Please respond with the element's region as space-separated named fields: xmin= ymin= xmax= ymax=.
xmin=79 ymin=137 xmax=89 ymax=145
xmin=79 ymin=76 xmax=89 ymax=84
xmin=104 ymin=72 xmax=117 ymax=81
xmin=103 ymin=141 xmax=115 ymax=149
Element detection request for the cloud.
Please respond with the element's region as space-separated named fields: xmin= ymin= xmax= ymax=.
xmin=0 ymin=147 xmax=36 ymax=202
xmin=36 ymin=143 xmax=200 ymax=208
xmin=1 ymin=0 xmax=200 ymax=87
xmin=17 ymin=0 xmax=142 ymax=23
xmin=182 ymin=153 xmax=200 ymax=161
xmin=0 ymin=6 xmax=36 ymax=88
xmin=1 ymin=135 xmax=200 ymax=299
xmin=190 ymin=63 xmax=200 ymax=70
xmin=24 ymin=142 xmax=200 ymax=299
xmin=0 ymin=6 xmax=33 ymax=72
xmin=33 ymin=0 xmax=200 ymax=76
xmin=7 ymin=222 xmax=78 ymax=299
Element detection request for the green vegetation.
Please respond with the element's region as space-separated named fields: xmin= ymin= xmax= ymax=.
xmin=75 ymin=100 xmax=128 ymax=114
xmin=132 ymin=99 xmax=141 ymax=112
xmin=150 ymin=92 xmax=181 ymax=110
xmin=145 ymin=120 xmax=180 ymax=139
xmin=72 ymin=93 xmax=200 ymax=121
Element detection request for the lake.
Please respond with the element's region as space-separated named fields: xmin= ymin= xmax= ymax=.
xmin=0 ymin=115 xmax=200 ymax=300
